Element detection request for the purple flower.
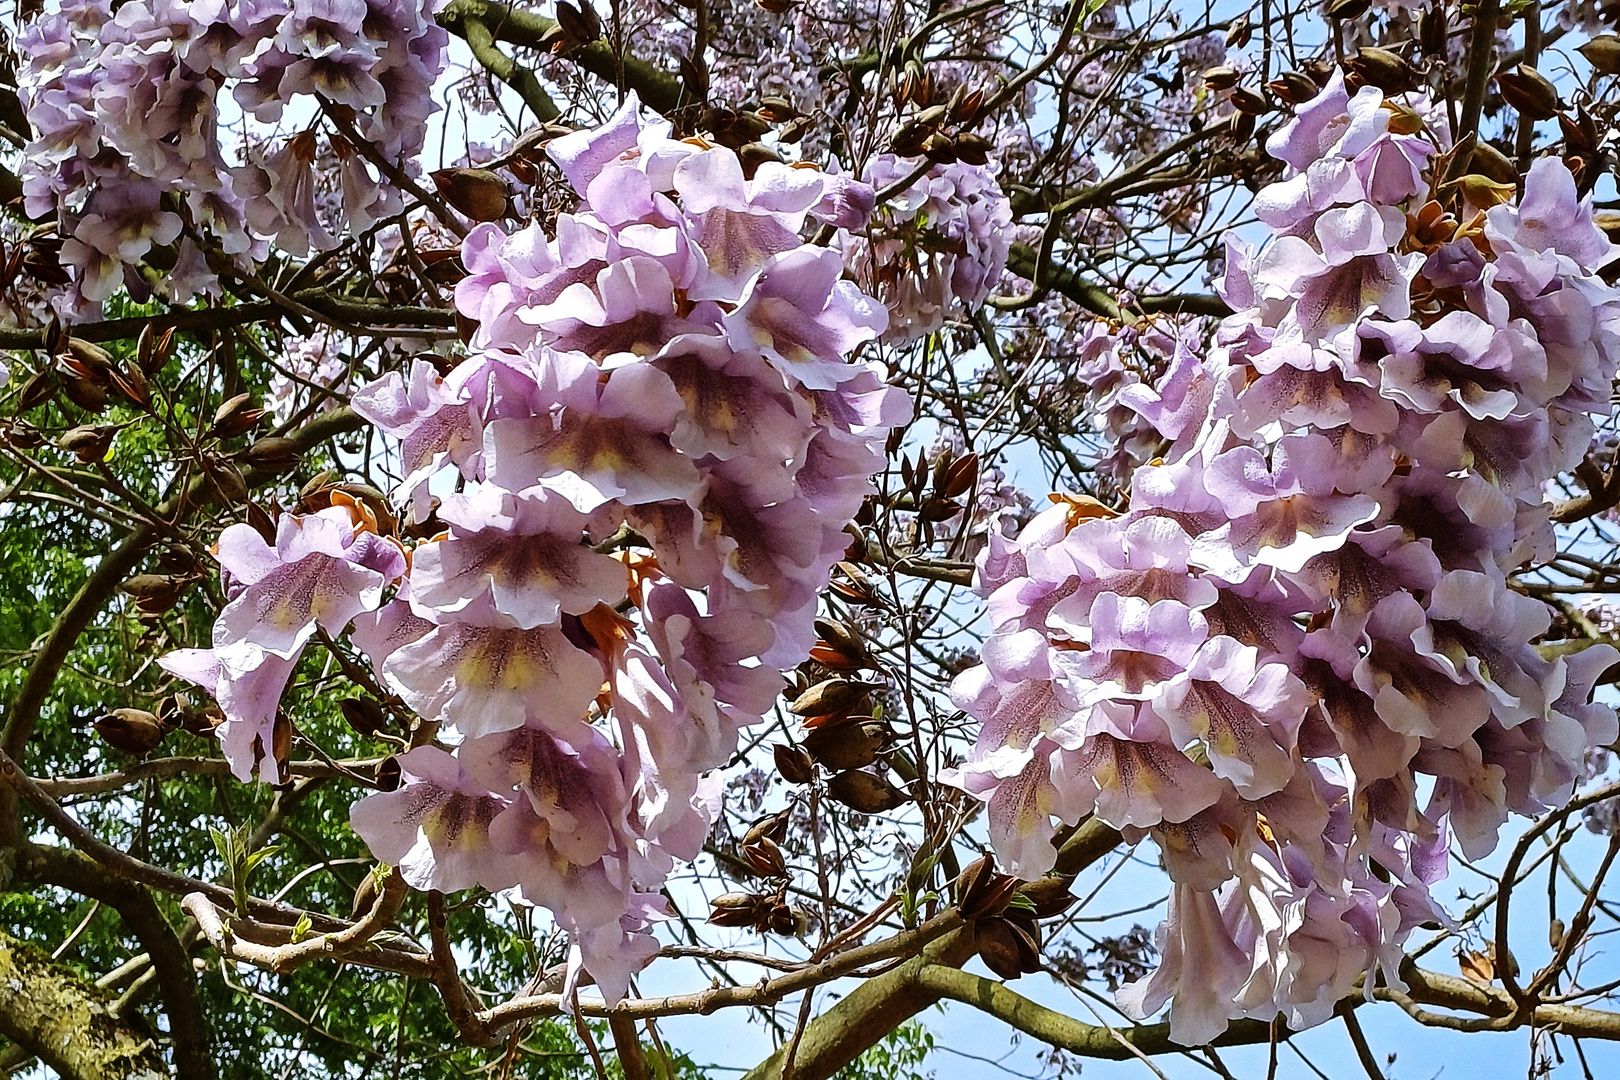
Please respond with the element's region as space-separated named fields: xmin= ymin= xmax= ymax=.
xmin=348 ymin=746 xmax=516 ymax=893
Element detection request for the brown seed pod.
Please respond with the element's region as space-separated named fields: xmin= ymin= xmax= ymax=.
xmin=955 ymin=856 xmax=1020 ymax=921
xmin=271 ymin=710 xmax=294 ymax=783
xmin=947 ymin=86 xmax=985 ymax=127
xmin=92 ymin=708 xmax=166 ymax=756
xmin=375 ymin=755 xmax=403 ymax=792
xmin=953 ymin=132 xmax=991 ymax=167
xmin=802 ymin=718 xmax=886 ymax=772
xmin=889 ymin=120 xmax=931 ymax=157
xmin=1466 ymin=139 xmax=1520 ymax=184
xmin=829 ymin=562 xmax=878 ymax=605
xmin=431 ymin=168 xmax=512 ymax=222
xmin=6 ymin=421 xmax=44 ymax=450
xmin=826 ymin=769 xmax=910 ymax=813
xmin=554 ymin=0 xmax=602 ymax=44
xmin=707 ymin=891 xmax=766 ymax=927
xmin=813 ymin=618 xmax=868 ymax=663
xmin=135 ymin=323 xmax=176 ymax=377
xmin=341 ymin=697 xmax=389 ymax=739
xmin=241 ymin=436 xmax=303 ymax=473
xmin=740 ymin=837 xmax=787 ymax=877
xmin=209 ymin=392 xmax=265 ymax=439
xmin=742 ymin=808 xmax=792 ymax=847
xmin=1266 ymin=70 xmax=1319 ymax=106
xmin=1201 ymin=65 xmax=1240 ymax=92
xmin=108 ymin=363 xmax=151 ymax=410
xmin=14 ymin=369 xmax=56 ymax=412
xmin=757 ymin=96 xmax=799 ymax=123
xmin=1496 ymin=64 xmax=1561 ymax=121
xmin=350 ymin=870 xmax=379 ymax=919
xmin=61 ymin=376 xmax=108 ymax=414
xmin=778 ymin=115 xmax=814 ymax=143
xmin=120 ymin=573 xmax=192 ymax=614
xmin=738 ymin=142 xmax=783 ymax=179
xmin=921 ymin=132 xmax=957 ymax=164
xmin=768 ymin=902 xmax=808 ymax=936
xmin=209 ymin=460 xmax=249 ymax=506
xmin=182 ymin=706 xmax=225 ymax=738
xmin=1560 ymin=107 xmax=1601 ymax=154
xmin=1580 ymin=34 xmax=1620 ymax=75
xmin=1419 ymin=5 xmax=1447 ymax=55
xmin=774 ymin=743 xmax=816 ymax=784
xmin=789 ymin=678 xmax=878 ymax=717
xmin=937 ymin=451 xmax=980 ymax=499
xmin=1347 ymin=47 xmax=1417 ymax=95
xmin=1324 ymin=0 xmax=1371 ymax=19
xmin=1017 ymin=875 xmax=1080 ymax=919
xmin=974 ymin=917 xmax=1033 ymax=980
xmin=246 ymin=500 xmax=279 ymax=544
xmin=1228 ymin=86 xmax=1271 ymax=116
xmin=58 ymin=423 xmax=117 ymax=462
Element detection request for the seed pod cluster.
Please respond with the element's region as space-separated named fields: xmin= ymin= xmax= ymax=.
xmin=706 ymin=887 xmax=809 ymax=936
xmin=886 ymin=78 xmax=990 ymax=165
xmin=952 ymin=857 xmax=1075 ymax=980
xmin=735 ymin=808 xmax=792 ymax=879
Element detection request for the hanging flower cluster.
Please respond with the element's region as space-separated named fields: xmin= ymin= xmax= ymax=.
xmin=16 ymin=0 xmax=446 ymax=305
xmin=851 ymin=153 xmax=1013 ymax=342
xmin=945 ymin=73 xmax=1620 ymax=1043
xmin=163 ymin=95 xmax=907 ymax=1001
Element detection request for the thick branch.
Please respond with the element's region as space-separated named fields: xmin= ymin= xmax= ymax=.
xmin=438 ymin=0 xmax=683 ymax=114
xmin=742 ymin=929 xmax=978 ymax=1080
xmin=460 ymin=14 xmax=562 ymax=121
xmin=915 ymin=964 xmax=1290 ymax=1058
xmin=0 ymin=929 xmax=168 ymax=1080
xmin=744 ymin=819 xmax=1126 ymax=1080
xmin=183 ymin=872 xmax=417 ymax=980
xmin=18 ymin=844 xmax=215 ymax=1080
xmin=479 ymin=909 xmax=966 ymax=1029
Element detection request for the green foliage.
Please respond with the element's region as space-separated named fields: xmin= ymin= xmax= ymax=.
xmin=835 ymin=1020 xmax=935 ymax=1080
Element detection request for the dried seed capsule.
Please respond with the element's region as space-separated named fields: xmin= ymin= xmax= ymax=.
xmin=58 ymin=423 xmax=116 ymax=462
xmin=803 ymin=718 xmax=887 ymax=772
xmin=93 ymin=708 xmax=166 ymax=756
xmin=431 ymin=168 xmax=512 ymax=222
xmin=789 ymin=678 xmax=878 ymax=717
xmin=241 ymin=436 xmax=303 ymax=473
xmin=1347 ymin=46 xmax=1417 ymax=95
xmin=775 ymin=743 xmax=816 ymax=784
xmin=1580 ymin=34 xmax=1620 ymax=74
xmin=826 ymin=769 xmax=910 ymax=813
xmin=1202 ymin=65 xmax=1240 ymax=92
xmin=1267 ymin=70 xmax=1319 ymax=106
xmin=1496 ymin=64 xmax=1561 ymax=120
xmin=209 ymin=392 xmax=265 ymax=439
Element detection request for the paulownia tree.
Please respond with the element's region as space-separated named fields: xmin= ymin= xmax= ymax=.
xmin=5 ymin=0 xmax=1620 ymax=1076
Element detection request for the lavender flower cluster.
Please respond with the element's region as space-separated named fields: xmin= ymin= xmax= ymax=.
xmin=851 ymin=153 xmax=1013 ymax=342
xmin=17 ymin=0 xmax=446 ymax=306
xmin=163 ymin=96 xmax=908 ymax=1001
xmin=945 ymin=73 xmax=1620 ymax=1042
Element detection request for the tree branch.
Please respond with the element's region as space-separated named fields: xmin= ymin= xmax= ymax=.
xmin=1004 ymin=245 xmax=1230 ymax=320
xmin=0 ymin=929 xmax=169 ymax=1080
xmin=438 ymin=0 xmax=684 ymax=115
xmin=17 ymin=844 xmax=216 ymax=1080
